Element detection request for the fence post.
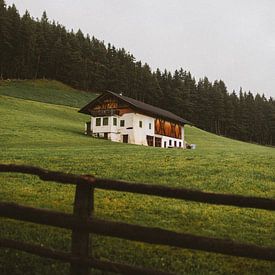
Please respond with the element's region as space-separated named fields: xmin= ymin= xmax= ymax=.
xmin=70 ymin=183 xmax=94 ymax=275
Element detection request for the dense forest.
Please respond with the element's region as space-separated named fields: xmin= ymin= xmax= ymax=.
xmin=1 ymin=0 xmax=275 ymax=145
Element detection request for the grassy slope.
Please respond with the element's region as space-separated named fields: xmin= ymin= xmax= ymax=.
xmin=0 ymin=79 xmax=98 ymax=108
xmin=0 ymin=83 xmax=275 ymax=274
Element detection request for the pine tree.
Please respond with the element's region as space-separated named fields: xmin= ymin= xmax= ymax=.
xmin=0 ymin=0 xmax=274 ymax=146
xmin=0 ymin=0 xmax=9 ymax=78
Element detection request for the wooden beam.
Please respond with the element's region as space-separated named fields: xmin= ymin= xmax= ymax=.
xmin=95 ymin=177 xmax=275 ymax=211
xmin=0 ymin=239 xmax=171 ymax=275
xmin=0 ymin=164 xmax=274 ymax=211
xmin=1 ymin=202 xmax=275 ymax=262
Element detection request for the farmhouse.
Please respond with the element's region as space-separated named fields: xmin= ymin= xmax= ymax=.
xmin=79 ymin=91 xmax=191 ymax=148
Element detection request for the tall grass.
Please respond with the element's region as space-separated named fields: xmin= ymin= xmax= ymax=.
xmin=0 ymin=83 xmax=274 ymax=274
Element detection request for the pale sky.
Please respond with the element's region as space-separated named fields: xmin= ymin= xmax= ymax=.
xmin=6 ymin=0 xmax=275 ymax=98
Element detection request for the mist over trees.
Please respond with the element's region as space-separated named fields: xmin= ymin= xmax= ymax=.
xmin=1 ymin=0 xmax=275 ymax=145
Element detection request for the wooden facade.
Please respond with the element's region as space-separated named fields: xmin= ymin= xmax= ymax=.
xmin=91 ymin=97 xmax=133 ymax=117
xmin=93 ymin=98 xmax=118 ymax=110
xmin=154 ymin=119 xmax=182 ymax=139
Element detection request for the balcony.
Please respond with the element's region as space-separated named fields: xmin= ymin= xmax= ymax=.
xmin=90 ymin=109 xmax=119 ymax=117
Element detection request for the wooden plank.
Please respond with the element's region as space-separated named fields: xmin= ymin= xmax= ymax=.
xmin=88 ymin=218 xmax=275 ymax=262
xmin=0 ymin=239 xmax=171 ymax=275
xmin=1 ymin=202 xmax=275 ymax=262
xmin=0 ymin=164 xmax=96 ymax=186
xmin=0 ymin=238 xmax=73 ymax=263
xmin=70 ymin=183 xmax=94 ymax=275
xmin=0 ymin=202 xmax=77 ymax=229
xmin=0 ymin=164 xmax=274 ymax=211
xmin=94 ymin=178 xmax=275 ymax=211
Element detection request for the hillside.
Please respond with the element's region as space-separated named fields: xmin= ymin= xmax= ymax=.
xmin=0 ymin=84 xmax=274 ymax=274
xmin=0 ymin=79 xmax=98 ymax=108
xmin=1 ymin=1 xmax=275 ymax=146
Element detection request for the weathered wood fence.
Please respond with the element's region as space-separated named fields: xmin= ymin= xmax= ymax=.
xmin=0 ymin=164 xmax=275 ymax=275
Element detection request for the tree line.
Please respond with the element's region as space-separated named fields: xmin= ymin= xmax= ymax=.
xmin=1 ymin=0 xmax=275 ymax=145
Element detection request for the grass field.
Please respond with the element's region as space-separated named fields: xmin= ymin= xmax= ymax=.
xmin=0 ymin=79 xmax=97 ymax=108
xmin=0 ymin=81 xmax=275 ymax=274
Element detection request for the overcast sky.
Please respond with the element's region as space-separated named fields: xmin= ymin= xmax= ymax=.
xmin=6 ymin=0 xmax=275 ymax=98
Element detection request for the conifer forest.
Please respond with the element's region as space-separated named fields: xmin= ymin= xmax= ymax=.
xmin=1 ymin=0 xmax=275 ymax=145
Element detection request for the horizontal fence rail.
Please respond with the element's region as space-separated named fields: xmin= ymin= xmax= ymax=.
xmin=0 ymin=163 xmax=275 ymax=275
xmin=1 ymin=202 xmax=275 ymax=262
xmin=0 ymin=164 xmax=275 ymax=211
xmin=0 ymin=239 xmax=169 ymax=275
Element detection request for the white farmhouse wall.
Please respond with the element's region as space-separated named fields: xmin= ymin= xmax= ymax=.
xmin=88 ymin=112 xmax=185 ymax=148
xmin=117 ymin=113 xmax=135 ymax=143
xmin=90 ymin=116 xmax=119 ymax=141
xmin=109 ymin=132 xmax=120 ymax=142
xmin=91 ymin=116 xmax=111 ymax=134
xmin=132 ymin=113 xmax=154 ymax=145
xmin=154 ymin=135 xmax=183 ymax=148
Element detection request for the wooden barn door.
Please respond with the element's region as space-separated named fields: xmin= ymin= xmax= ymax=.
xmin=146 ymin=135 xmax=154 ymax=146
xmin=123 ymin=135 xmax=128 ymax=143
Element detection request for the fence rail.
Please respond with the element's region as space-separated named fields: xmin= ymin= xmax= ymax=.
xmin=0 ymin=164 xmax=275 ymax=274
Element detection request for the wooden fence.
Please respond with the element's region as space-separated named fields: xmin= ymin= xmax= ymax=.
xmin=0 ymin=163 xmax=275 ymax=275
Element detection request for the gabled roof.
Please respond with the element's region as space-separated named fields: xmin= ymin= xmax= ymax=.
xmin=79 ymin=90 xmax=191 ymax=125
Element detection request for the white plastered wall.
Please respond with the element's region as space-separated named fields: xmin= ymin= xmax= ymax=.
xmin=89 ymin=113 xmax=185 ymax=148
xmin=90 ymin=116 xmax=119 ymax=141
xmin=132 ymin=113 xmax=155 ymax=145
xmin=117 ymin=113 xmax=135 ymax=144
xmin=154 ymin=135 xmax=183 ymax=148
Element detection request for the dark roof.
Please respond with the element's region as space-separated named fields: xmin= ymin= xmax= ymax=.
xmin=79 ymin=91 xmax=191 ymax=125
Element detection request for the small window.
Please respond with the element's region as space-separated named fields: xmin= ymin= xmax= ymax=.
xmin=149 ymin=123 xmax=151 ymax=130
xmin=96 ymin=118 xmax=101 ymax=126
xmin=169 ymin=140 xmax=172 ymax=146
xmin=113 ymin=117 xmax=117 ymax=126
xmin=139 ymin=121 xmax=142 ymax=128
xmin=164 ymin=141 xmax=167 ymax=148
xmin=174 ymin=141 xmax=177 ymax=147
xmin=120 ymin=120 xmax=125 ymax=127
xmin=155 ymin=137 xmax=162 ymax=147
xmin=179 ymin=142 xmax=182 ymax=147
xmin=103 ymin=117 xmax=108 ymax=126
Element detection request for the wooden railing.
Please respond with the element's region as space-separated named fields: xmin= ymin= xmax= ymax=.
xmin=0 ymin=164 xmax=275 ymax=275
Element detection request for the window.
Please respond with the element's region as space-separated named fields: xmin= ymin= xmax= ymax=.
xmin=103 ymin=117 xmax=108 ymax=126
xmin=164 ymin=141 xmax=167 ymax=148
xmin=179 ymin=142 xmax=182 ymax=147
xmin=113 ymin=117 xmax=117 ymax=126
xmin=149 ymin=123 xmax=151 ymax=130
xmin=155 ymin=137 xmax=162 ymax=147
xmin=96 ymin=118 xmax=101 ymax=126
xmin=169 ymin=140 xmax=172 ymax=146
xmin=120 ymin=120 xmax=125 ymax=127
xmin=139 ymin=121 xmax=142 ymax=128
xmin=174 ymin=141 xmax=177 ymax=147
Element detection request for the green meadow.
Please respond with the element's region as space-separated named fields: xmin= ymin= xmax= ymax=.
xmin=0 ymin=80 xmax=274 ymax=274
xmin=0 ymin=79 xmax=97 ymax=108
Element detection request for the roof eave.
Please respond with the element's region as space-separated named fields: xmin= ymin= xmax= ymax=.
xmin=78 ymin=90 xmax=193 ymax=125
